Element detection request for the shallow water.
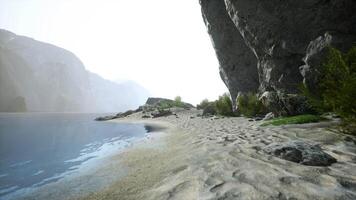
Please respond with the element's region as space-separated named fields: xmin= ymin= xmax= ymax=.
xmin=0 ymin=113 xmax=149 ymax=198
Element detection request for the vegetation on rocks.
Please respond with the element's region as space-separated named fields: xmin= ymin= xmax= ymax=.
xmin=149 ymin=97 xmax=192 ymax=110
xmin=237 ymin=93 xmax=267 ymax=117
xmin=197 ymin=93 xmax=236 ymax=117
xmin=301 ymin=46 xmax=356 ymax=134
xmin=173 ymin=96 xmax=184 ymax=107
xmin=215 ymin=93 xmax=235 ymax=116
xmin=198 ymin=93 xmax=267 ymax=117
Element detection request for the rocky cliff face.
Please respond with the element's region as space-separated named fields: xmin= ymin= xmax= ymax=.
xmin=0 ymin=29 xmax=149 ymax=112
xmin=200 ymin=0 xmax=356 ymax=115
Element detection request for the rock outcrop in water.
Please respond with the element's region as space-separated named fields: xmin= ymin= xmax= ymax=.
xmin=0 ymin=29 xmax=149 ymax=112
xmin=200 ymin=0 xmax=356 ymax=115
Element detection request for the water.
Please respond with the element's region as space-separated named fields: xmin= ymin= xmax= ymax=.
xmin=0 ymin=113 xmax=149 ymax=198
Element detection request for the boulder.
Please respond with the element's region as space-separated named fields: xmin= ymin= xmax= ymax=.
xmin=263 ymin=112 xmax=275 ymax=121
xmin=95 ymin=115 xmax=115 ymax=121
xmin=151 ymin=109 xmax=173 ymax=118
xmin=264 ymin=141 xmax=337 ymax=166
xmin=259 ymin=91 xmax=313 ymax=116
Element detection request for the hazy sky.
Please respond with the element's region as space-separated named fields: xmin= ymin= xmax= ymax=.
xmin=0 ymin=0 xmax=227 ymax=105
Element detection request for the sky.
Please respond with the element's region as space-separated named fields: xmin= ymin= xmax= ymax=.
xmin=0 ymin=0 xmax=227 ymax=105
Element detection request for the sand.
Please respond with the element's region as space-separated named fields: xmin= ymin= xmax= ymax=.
xmin=79 ymin=108 xmax=356 ymax=200
xmin=19 ymin=109 xmax=356 ymax=200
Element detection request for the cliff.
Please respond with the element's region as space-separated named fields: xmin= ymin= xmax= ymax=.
xmin=0 ymin=29 xmax=149 ymax=112
xmin=200 ymin=0 xmax=356 ymax=115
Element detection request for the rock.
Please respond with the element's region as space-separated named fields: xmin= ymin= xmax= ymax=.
xmin=200 ymin=0 xmax=259 ymax=110
xmin=264 ymin=141 xmax=337 ymax=166
xmin=254 ymin=117 xmax=263 ymax=121
xmin=95 ymin=115 xmax=115 ymax=121
xmin=135 ymin=106 xmax=143 ymax=112
xmin=344 ymin=136 xmax=356 ymax=145
xmin=263 ymin=112 xmax=275 ymax=121
xmin=223 ymin=136 xmax=237 ymax=142
xmin=145 ymin=97 xmax=171 ymax=105
xmin=259 ymin=91 xmax=313 ymax=116
xmin=344 ymin=136 xmax=353 ymax=142
xmin=151 ymin=109 xmax=173 ymax=118
xmin=96 ymin=109 xmax=136 ymax=121
xmin=145 ymin=97 xmax=194 ymax=109
xmin=115 ymin=110 xmax=135 ymax=118
xmin=200 ymin=0 xmax=356 ymax=113
xmin=142 ymin=115 xmax=151 ymax=119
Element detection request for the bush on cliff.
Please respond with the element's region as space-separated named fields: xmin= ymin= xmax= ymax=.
xmin=302 ymin=46 xmax=356 ymax=134
xmin=215 ymin=93 xmax=236 ymax=116
xmin=157 ymin=101 xmax=174 ymax=110
xmin=198 ymin=94 xmax=236 ymax=117
xmin=154 ymin=96 xmax=188 ymax=110
xmin=237 ymin=93 xmax=267 ymax=117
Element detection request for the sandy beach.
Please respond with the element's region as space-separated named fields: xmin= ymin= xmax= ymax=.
xmin=74 ymin=108 xmax=356 ymax=200
xmin=14 ymin=109 xmax=356 ymax=200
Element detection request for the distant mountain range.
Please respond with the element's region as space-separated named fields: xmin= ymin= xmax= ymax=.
xmin=0 ymin=29 xmax=149 ymax=112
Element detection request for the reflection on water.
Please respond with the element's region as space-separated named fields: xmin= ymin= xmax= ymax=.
xmin=0 ymin=113 xmax=148 ymax=197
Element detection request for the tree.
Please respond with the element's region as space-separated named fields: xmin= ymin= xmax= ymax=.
xmin=302 ymin=46 xmax=356 ymax=134
xmin=174 ymin=96 xmax=183 ymax=107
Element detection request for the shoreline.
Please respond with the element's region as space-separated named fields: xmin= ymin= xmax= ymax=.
xmin=13 ymin=109 xmax=356 ymax=200
xmin=5 ymin=120 xmax=167 ymax=200
xmin=79 ymin=115 xmax=198 ymax=200
xmin=80 ymin=109 xmax=356 ymax=200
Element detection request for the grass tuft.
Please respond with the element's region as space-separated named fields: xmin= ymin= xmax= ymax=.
xmin=261 ymin=114 xmax=326 ymax=126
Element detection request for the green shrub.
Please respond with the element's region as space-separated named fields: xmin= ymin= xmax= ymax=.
xmin=237 ymin=93 xmax=267 ymax=117
xmin=198 ymin=94 xmax=236 ymax=117
xmin=202 ymin=102 xmax=217 ymax=116
xmin=302 ymin=46 xmax=356 ymax=134
xmin=197 ymin=99 xmax=210 ymax=110
xmin=215 ymin=93 xmax=235 ymax=116
xmin=174 ymin=96 xmax=184 ymax=107
xmin=155 ymin=96 xmax=186 ymax=109
xmin=157 ymin=101 xmax=174 ymax=110
xmin=261 ymin=114 xmax=326 ymax=126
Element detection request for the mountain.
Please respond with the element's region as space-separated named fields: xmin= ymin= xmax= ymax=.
xmin=200 ymin=0 xmax=356 ymax=115
xmin=88 ymin=73 xmax=149 ymax=112
xmin=0 ymin=29 xmax=149 ymax=112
